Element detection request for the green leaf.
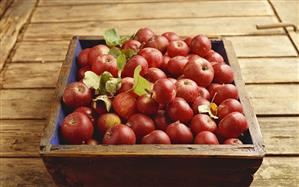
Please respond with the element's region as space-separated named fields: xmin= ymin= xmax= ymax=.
xmin=82 ymin=71 xmax=101 ymax=90
xmin=198 ymin=103 xmax=219 ymax=119
xmin=120 ymin=35 xmax=131 ymax=44
xmin=109 ymin=47 xmax=122 ymax=58
xmin=122 ymin=49 xmax=137 ymax=59
xmin=105 ymin=78 xmax=121 ymax=95
xmin=116 ymin=53 xmax=127 ymax=71
xmin=93 ymin=95 xmax=112 ymax=112
xmin=104 ymin=28 xmax=120 ymax=47
xmin=133 ymin=65 xmax=153 ymax=96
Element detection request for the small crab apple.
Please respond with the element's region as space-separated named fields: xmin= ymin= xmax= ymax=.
xmin=166 ymin=56 xmax=188 ymax=77
xmin=77 ymin=48 xmax=91 ymax=67
xmin=191 ymin=35 xmax=211 ymax=57
xmin=112 ymin=92 xmax=137 ymax=119
xmin=91 ymin=54 xmax=118 ymax=77
xmin=205 ymin=50 xmax=224 ymax=64
xmin=63 ymin=82 xmax=92 ymax=108
xmin=145 ymin=68 xmax=167 ymax=83
xmin=183 ymin=56 xmax=214 ymax=87
xmin=121 ymin=55 xmax=149 ymax=78
xmin=175 ymin=79 xmax=200 ymax=103
xmin=134 ymin=27 xmax=154 ymax=43
xmin=145 ymin=35 xmax=169 ymax=53
xmin=88 ymin=45 xmax=109 ymax=65
xmin=139 ymin=47 xmax=163 ymax=68
xmin=167 ymin=97 xmax=194 ymax=123
xmin=97 ymin=113 xmax=121 ymax=135
xmin=162 ymin=32 xmax=180 ymax=42
xmin=167 ymin=40 xmax=189 ymax=57
xmin=122 ymin=39 xmax=141 ymax=52
xmin=152 ymin=78 xmax=176 ymax=104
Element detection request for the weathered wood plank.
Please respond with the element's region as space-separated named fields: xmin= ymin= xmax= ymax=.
xmin=0 ymin=158 xmax=55 ymax=186
xmin=2 ymin=58 xmax=299 ymax=89
xmin=38 ymin=0 xmax=264 ymax=6
xmin=0 ymin=89 xmax=55 ymax=119
xmin=32 ymin=1 xmax=273 ymax=23
xmin=289 ymin=31 xmax=299 ymax=51
xmin=258 ymin=117 xmax=299 ymax=155
xmin=0 ymin=157 xmax=297 ymax=186
xmin=0 ymin=120 xmax=45 ymax=157
xmin=23 ymin=16 xmax=282 ymax=41
xmin=0 ymin=0 xmax=36 ymax=70
xmin=12 ymin=41 xmax=69 ymax=62
xmin=1 ymin=117 xmax=297 ymax=157
xmin=1 ymin=62 xmax=62 ymax=88
xmin=252 ymin=157 xmax=299 ymax=187
xmin=226 ymin=36 xmax=297 ymax=57
xmin=239 ymin=58 xmax=299 ymax=83
xmin=271 ymin=0 xmax=299 ymax=27
xmin=0 ymin=0 xmax=13 ymax=17
xmin=246 ymin=84 xmax=299 ymax=115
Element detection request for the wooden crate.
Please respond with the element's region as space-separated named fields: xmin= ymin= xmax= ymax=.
xmin=40 ymin=36 xmax=265 ymax=187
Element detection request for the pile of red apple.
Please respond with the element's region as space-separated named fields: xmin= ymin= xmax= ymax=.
xmin=60 ymin=28 xmax=248 ymax=145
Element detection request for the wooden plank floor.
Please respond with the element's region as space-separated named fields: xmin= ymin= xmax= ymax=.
xmin=0 ymin=0 xmax=298 ymax=186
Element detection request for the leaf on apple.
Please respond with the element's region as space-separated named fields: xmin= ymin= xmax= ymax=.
xmin=116 ymin=53 xmax=127 ymax=71
xmin=198 ymin=103 xmax=218 ymax=119
xmin=105 ymin=78 xmax=121 ymax=95
xmin=132 ymin=65 xmax=153 ymax=96
xmin=93 ymin=95 xmax=111 ymax=112
xmin=122 ymin=48 xmax=137 ymax=59
xmin=104 ymin=28 xmax=121 ymax=47
xmin=109 ymin=47 xmax=122 ymax=58
xmin=83 ymin=71 xmax=101 ymax=90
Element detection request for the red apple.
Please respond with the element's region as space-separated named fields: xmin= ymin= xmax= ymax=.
xmin=145 ymin=35 xmax=169 ymax=53
xmin=190 ymin=35 xmax=211 ymax=57
xmin=212 ymin=63 xmax=234 ymax=84
xmin=134 ymin=27 xmax=154 ymax=43
xmin=122 ymin=39 xmax=141 ymax=52
xmin=136 ymin=94 xmax=159 ymax=115
xmin=175 ymin=79 xmax=200 ymax=103
xmin=139 ymin=47 xmax=163 ymax=68
xmin=97 ymin=113 xmax=121 ymax=135
xmin=218 ymin=112 xmax=248 ymax=138
xmin=166 ymin=121 xmax=193 ymax=144
xmin=75 ymin=106 xmax=96 ymax=123
xmin=213 ymin=84 xmax=239 ymax=105
xmin=118 ymin=77 xmax=134 ymax=93
xmin=184 ymin=36 xmax=193 ymax=47
xmin=224 ymin=138 xmax=243 ymax=145
xmin=205 ymin=50 xmax=224 ymax=64
xmin=91 ymin=54 xmax=118 ymax=77
xmin=152 ymin=78 xmax=176 ymax=104
xmin=63 ymin=82 xmax=92 ymax=108
xmin=198 ymin=86 xmax=211 ymax=101
xmin=77 ymin=48 xmax=91 ymax=67
xmin=77 ymin=66 xmax=91 ymax=80
xmin=154 ymin=110 xmax=170 ymax=131
xmin=218 ymin=98 xmax=243 ymax=119
xmin=190 ymin=114 xmax=217 ymax=135
xmin=162 ymin=32 xmax=180 ymax=41
xmin=121 ymin=55 xmax=148 ymax=77
xmin=112 ymin=92 xmax=137 ymax=119
xmin=145 ymin=68 xmax=167 ymax=83
xmin=194 ymin=131 xmax=219 ymax=144
xmin=127 ymin=113 xmax=155 ymax=140
xmin=167 ymin=97 xmax=194 ymax=123
xmin=103 ymin=124 xmax=136 ymax=145
xmin=160 ymin=55 xmax=170 ymax=71
xmin=141 ymin=130 xmax=171 ymax=144
xmin=192 ymin=97 xmax=210 ymax=114
xmin=167 ymin=40 xmax=189 ymax=57
xmin=166 ymin=56 xmax=188 ymax=77
xmin=183 ymin=56 xmax=214 ymax=87
xmin=88 ymin=45 xmax=109 ymax=65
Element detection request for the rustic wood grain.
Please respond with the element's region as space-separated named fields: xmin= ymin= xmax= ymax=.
xmin=0 ymin=157 xmax=297 ymax=186
xmin=239 ymin=58 xmax=299 ymax=83
xmin=12 ymin=41 xmax=69 ymax=62
xmin=289 ymin=31 xmax=299 ymax=51
xmin=38 ymin=0 xmax=262 ymax=6
xmin=0 ymin=89 xmax=55 ymax=119
xmin=258 ymin=117 xmax=299 ymax=155
xmin=0 ymin=158 xmax=55 ymax=186
xmin=23 ymin=16 xmax=282 ymax=41
xmin=32 ymin=1 xmax=273 ymax=23
xmin=0 ymin=0 xmax=13 ymax=17
xmin=271 ymin=0 xmax=299 ymax=27
xmin=1 ymin=62 xmax=62 ymax=88
xmin=0 ymin=120 xmax=45 ymax=157
xmin=225 ymin=36 xmax=297 ymax=57
xmin=246 ymin=84 xmax=299 ymax=115
xmin=252 ymin=157 xmax=299 ymax=187
xmin=0 ymin=0 xmax=36 ymax=70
